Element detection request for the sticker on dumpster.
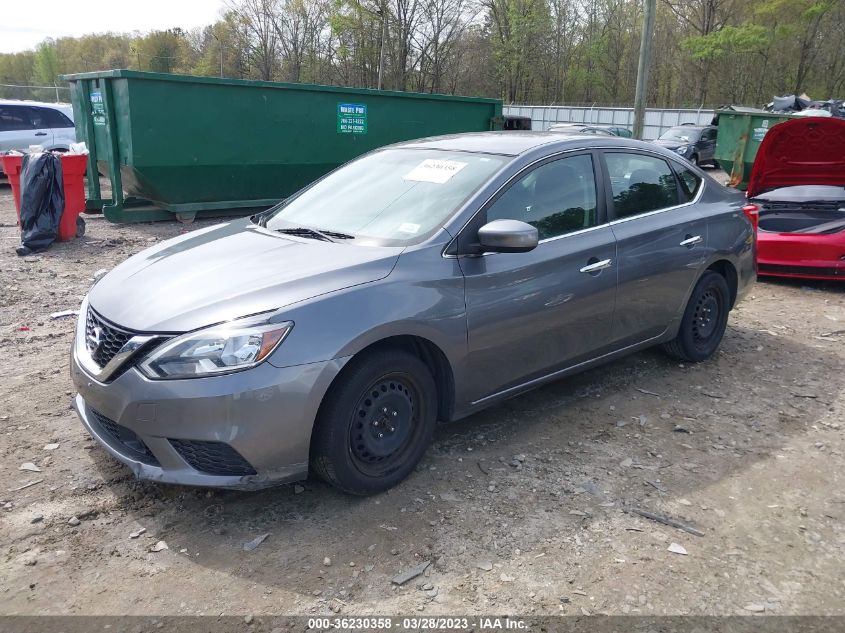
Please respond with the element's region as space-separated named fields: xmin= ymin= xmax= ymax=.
xmin=90 ymin=91 xmax=106 ymax=126
xmin=404 ymin=159 xmax=468 ymax=184
xmin=752 ymin=127 xmax=768 ymax=142
xmin=337 ymin=103 xmax=367 ymax=134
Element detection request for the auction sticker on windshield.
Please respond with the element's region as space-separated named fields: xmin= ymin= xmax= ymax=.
xmin=404 ymin=159 xmax=468 ymax=184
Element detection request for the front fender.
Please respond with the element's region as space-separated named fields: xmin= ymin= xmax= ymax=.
xmin=265 ymin=246 xmax=468 ymax=382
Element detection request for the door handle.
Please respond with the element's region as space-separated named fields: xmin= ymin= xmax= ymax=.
xmin=680 ymin=235 xmax=703 ymax=247
xmin=34 ymin=132 xmax=48 ymax=136
xmin=579 ymin=258 xmax=613 ymax=274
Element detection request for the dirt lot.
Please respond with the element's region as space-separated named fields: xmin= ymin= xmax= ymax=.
xmin=1 ymin=181 xmax=844 ymax=618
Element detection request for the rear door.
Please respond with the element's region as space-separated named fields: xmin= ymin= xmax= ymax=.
xmin=459 ymin=151 xmax=618 ymax=403
xmin=22 ymin=106 xmax=53 ymax=148
xmin=601 ymin=151 xmax=708 ymax=346
xmin=40 ymin=107 xmax=76 ymax=148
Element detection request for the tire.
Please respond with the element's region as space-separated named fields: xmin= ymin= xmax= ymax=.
xmin=310 ymin=348 xmax=438 ymax=495
xmin=690 ymin=154 xmax=699 ymax=167
xmin=663 ymin=271 xmax=730 ymax=362
xmin=75 ymin=216 xmax=86 ymax=238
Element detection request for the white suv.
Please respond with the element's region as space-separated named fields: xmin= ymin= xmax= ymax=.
xmin=0 ymin=100 xmax=77 ymax=153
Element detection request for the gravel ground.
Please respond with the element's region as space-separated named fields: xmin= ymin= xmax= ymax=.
xmin=1 ymin=180 xmax=844 ymax=617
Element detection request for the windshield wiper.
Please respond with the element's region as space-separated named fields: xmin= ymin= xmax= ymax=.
xmin=275 ymin=227 xmax=337 ymax=242
xmin=314 ymin=228 xmax=355 ymax=240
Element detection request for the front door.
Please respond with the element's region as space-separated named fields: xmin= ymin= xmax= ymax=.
xmin=699 ymin=128 xmax=717 ymax=163
xmin=459 ymin=152 xmax=618 ymax=403
xmin=601 ymin=151 xmax=708 ymax=345
xmin=0 ymin=105 xmax=49 ymax=151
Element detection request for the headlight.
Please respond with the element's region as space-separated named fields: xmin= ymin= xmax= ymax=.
xmin=138 ymin=318 xmax=293 ymax=379
xmin=675 ymin=145 xmax=689 ymax=154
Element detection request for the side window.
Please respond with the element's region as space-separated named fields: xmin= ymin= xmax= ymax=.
xmin=41 ymin=108 xmax=74 ymax=128
xmin=27 ymin=107 xmax=47 ymax=128
xmin=676 ymin=166 xmax=703 ymax=202
xmin=604 ymin=152 xmax=680 ymax=219
xmin=0 ymin=106 xmax=33 ymax=132
xmin=486 ymin=154 xmax=599 ymax=240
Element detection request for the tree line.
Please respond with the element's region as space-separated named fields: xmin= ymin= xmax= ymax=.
xmin=1 ymin=0 xmax=842 ymax=108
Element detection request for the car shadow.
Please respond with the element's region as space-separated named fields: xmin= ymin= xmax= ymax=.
xmin=84 ymin=321 xmax=843 ymax=607
xmin=757 ymin=275 xmax=844 ymax=294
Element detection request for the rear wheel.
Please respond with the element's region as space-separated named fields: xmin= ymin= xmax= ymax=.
xmin=310 ymin=349 xmax=438 ymax=495
xmin=663 ymin=271 xmax=730 ymax=362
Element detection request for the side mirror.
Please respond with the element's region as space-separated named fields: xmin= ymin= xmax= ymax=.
xmin=477 ymin=219 xmax=539 ymax=253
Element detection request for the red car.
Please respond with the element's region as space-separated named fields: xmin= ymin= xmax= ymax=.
xmin=745 ymin=117 xmax=845 ymax=280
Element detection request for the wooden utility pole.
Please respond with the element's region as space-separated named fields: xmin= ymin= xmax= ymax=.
xmin=377 ymin=6 xmax=387 ymax=90
xmin=633 ymin=0 xmax=657 ymax=140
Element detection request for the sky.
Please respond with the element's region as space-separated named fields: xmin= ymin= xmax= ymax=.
xmin=1 ymin=0 xmax=226 ymax=54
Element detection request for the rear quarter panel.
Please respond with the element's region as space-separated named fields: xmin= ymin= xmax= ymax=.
xmin=699 ymin=180 xmax=756 ymax=304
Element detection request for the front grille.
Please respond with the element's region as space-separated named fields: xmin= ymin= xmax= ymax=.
xmin=169 ymin=439 xmax=256 ymax=476
xmin=89 ymin=409 xmax=160 ymax=466
xmin=85 ymin=308 xmax=133 ymax=367
xmin=759 ymin=263 xmax=843 ymax=277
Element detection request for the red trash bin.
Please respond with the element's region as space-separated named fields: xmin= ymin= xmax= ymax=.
xmin=57 ymin=154 xmax=88 ymax=241
xmin=0 ymin=154 xmax=24 ymax=219
xmin=1 ymin=152 xmax=88 ymax=241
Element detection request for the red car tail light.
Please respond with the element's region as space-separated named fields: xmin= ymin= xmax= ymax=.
xmin=742 ymin=203 xmax=760 ymax=232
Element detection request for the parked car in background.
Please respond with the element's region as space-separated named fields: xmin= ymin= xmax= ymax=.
xmin=595 ymin=124 xmax=633 ymax=137
xmin=746 ymin=117 xmax=845 ymax=280
xmin=71 ymin=132 xmax=755 ymax=495
xmin=548 ymin=123 xmax=614 ymax=136
xmin=653 ymin=124 xmax=718 ymax=167
xmin=504 ymin=115 xmax=532 ymax=130
xmin=0 ymin=100 xmax=76 ymax=154
xmin=549 ymin=123 xmax=632 ymax=137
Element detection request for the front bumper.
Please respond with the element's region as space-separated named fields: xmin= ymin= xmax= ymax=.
xmin=71 ymin=345 xmax=347 ymax=489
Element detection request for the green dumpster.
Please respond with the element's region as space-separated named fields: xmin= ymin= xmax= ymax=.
xmin=714 ymin=107 xmax=795 ymax=190
xmin=61 ymin=70 xmax=503 ymax=223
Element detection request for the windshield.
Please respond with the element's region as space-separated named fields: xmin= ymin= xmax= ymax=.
xmin=262 ymin=148 xmax=508 ymax=246
xmin=659 ymin=127 xmax=700 ymax=143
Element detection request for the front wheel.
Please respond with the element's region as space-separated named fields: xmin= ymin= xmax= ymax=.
xmin=310 ymin=348 xmax=438 ymax=495
xmin=690 ymin=154 xmax=699 ymax=167
xmin=663 ymin=271 xmax=730 ymax=362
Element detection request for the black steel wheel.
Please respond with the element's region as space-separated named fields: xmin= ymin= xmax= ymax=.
xmin=310 ymin=348 xmax=437 ymax=495
xmin=663 ymin=271 xmax=730 ymax=362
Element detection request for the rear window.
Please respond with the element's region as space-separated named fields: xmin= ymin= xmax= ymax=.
xmin=40 ymin=107 xmax=74 ymax=128
xmin=677 ymin=166 xmax=703 ymax=201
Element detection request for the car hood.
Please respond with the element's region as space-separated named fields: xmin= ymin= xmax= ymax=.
xmin=747 ymin=117 xmax=845 ymax=198
xmin=89 ymin=220 xmax=403 ymax=332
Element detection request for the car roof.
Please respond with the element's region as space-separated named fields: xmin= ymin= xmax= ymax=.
xmin=0 ymin=99 xmax=72 ymax=109
xmin=395 ymin=131 xmax=661 ymax=157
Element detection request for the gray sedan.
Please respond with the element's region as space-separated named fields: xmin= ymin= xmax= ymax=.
xmin=71 ymin=132 xmax=756 ymax=495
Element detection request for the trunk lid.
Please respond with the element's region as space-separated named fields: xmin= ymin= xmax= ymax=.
xmin=747 ymin=117 xmax=845 ymax=199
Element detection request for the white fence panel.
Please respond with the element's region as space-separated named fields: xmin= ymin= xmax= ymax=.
xmin=504 ymin=105 xmax=715 ymax=140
